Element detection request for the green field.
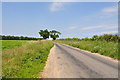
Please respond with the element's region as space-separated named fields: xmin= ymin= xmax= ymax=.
xmin=56 ymin=40 xmax=118 ymax=59
xmin=2 ymin=40 xmax=53 ymax=78
xmin=2 ymin=40 xmax=28 ymax=50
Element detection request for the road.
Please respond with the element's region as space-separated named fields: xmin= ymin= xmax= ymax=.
xmin=42 ymin=43 xmax=118 ymax=78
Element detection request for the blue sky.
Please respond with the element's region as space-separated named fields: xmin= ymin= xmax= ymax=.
xmin=2 ymin=2 xmax=118 ymax=39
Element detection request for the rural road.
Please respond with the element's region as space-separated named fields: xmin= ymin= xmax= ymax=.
xmin=42 ymin=43 xmax=118 ymax=78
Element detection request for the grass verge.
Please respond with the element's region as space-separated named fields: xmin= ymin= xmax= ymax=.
xmin=56 ymin=40 xmax=118 ymax=60
xmin=2 ymin=40 xmax=53 ymax=78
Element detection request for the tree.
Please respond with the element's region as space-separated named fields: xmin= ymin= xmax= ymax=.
xmin=39 ymin=29 xmax=49 ymax=39
xmin=50 ymin=30 xmax=61 ymax=40
xmin=92 ymin=35 xmax=99 ymax=41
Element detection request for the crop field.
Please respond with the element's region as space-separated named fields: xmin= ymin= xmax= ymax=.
xmin=56 ymin=40 xmax=118 ymax=60
xmin=2 ymin=40 xmax=53 ymax=78
xmin=2 ymin=40 xmax=28 ymax=50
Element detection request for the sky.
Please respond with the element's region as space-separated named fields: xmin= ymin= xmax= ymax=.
xmin=2 ymin=2 xmax=118 ymax=39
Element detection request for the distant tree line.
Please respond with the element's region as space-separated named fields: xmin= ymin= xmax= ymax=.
xmin=89 ymin=34 xmax=119 ymax=42
xmin=59 ymin=34 xmax=120 ymax=42
xmin=39 ymin=29 xmax=61 ymax=40
xmin=0 ymin=35 xmax=43 ymax=40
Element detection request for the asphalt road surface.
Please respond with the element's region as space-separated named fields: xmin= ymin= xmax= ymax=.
xmin=42 ymin=43 xmax=118 ymax=78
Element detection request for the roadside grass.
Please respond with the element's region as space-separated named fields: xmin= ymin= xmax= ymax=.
xmin=2 ymin=40 xmax=53 ymax=78
xmin=56 ymin=40 xmax=118 ymax=60
xmin=2 ymin=40 xmax=28 ymax=50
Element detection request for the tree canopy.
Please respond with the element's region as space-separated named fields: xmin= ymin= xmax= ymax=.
xmin=1 ymin=35 xmax=42 ymax=40
xmin=50 ymin=30 xmax=61 ymax=40
xmin=39 ymin=29 xmax=61 ymax=40
xmin=39 ymin=29 xmax=50 ymax=39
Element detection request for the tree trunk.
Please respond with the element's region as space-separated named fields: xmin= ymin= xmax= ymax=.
xmin=53 ymin=38 xmax=56 ymax=40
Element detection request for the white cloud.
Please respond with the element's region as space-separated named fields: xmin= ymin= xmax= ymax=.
xmin=49 ymin=2 xmax=63 ymax=12
xmin=68 ymin=26 xmax=78 ymax=30
xmin=81 ymin=25 xmax=104 ymax=30
xmin=88 ymin=30 xmax=118 ymax=37
xmin=80 ymin=25 xmax=117 ymax=30
xmin=98 ymin=6 xmax=118 ymax=18
xmin=102 ymin=6 xmax=117 ymax=13
xmin=100 ymin=30 xmax=118 ymax=34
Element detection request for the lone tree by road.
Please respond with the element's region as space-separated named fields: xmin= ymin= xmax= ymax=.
xmin=50 ymin=30 xmax=61 ymax=40
xmin=39 ymin=29 xmax=49 ymax=39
